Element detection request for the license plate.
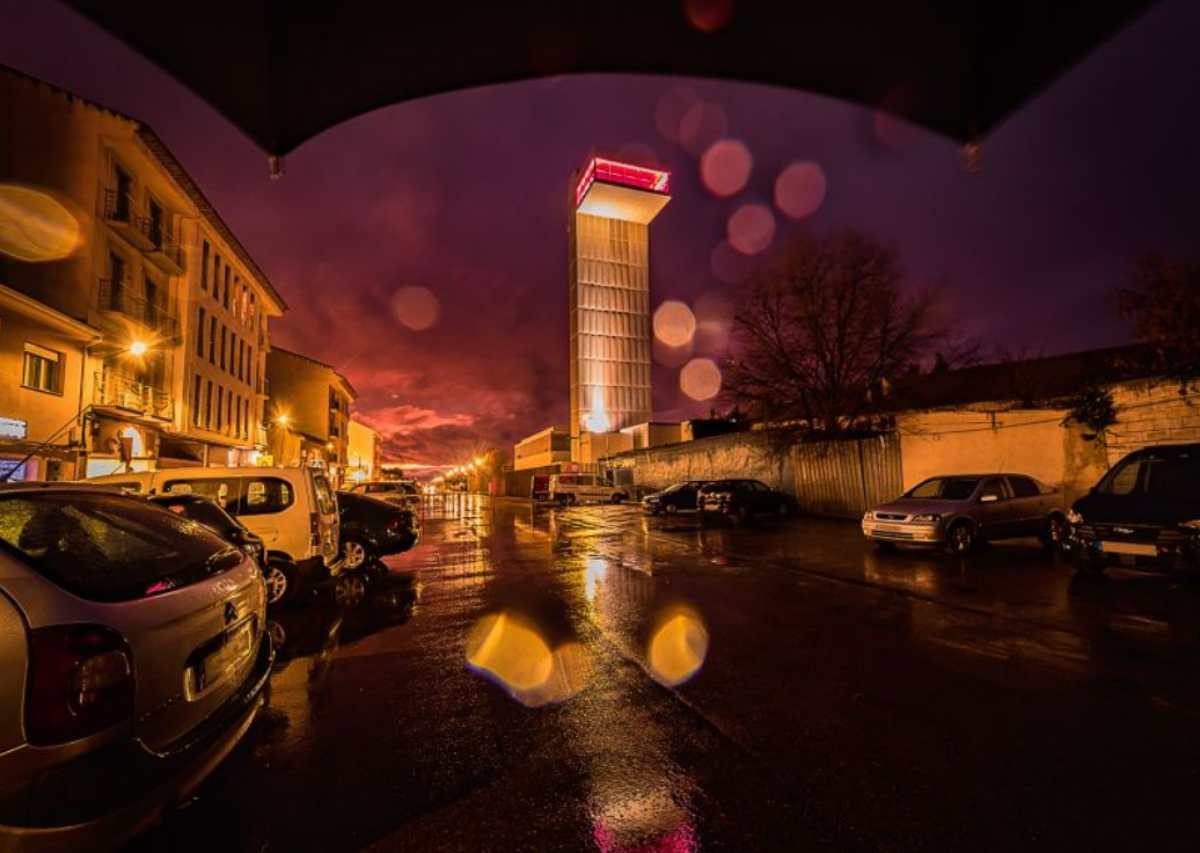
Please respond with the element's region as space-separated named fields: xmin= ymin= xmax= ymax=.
xmin=1099 ymin=541 xmax=1157 ymax=557
xmin=875 ymin=524 xmax=904 ymax=532
xmin=199 ymin=620 xmax=255 ymax=690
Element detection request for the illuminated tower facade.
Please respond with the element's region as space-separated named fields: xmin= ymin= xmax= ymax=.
xmin=568 ymin=157 xmax=671 ymax=461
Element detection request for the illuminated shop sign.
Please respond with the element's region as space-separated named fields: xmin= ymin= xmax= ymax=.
xmin=575 ymin=158 xmax=671 ymax=208
xmin=0 ymin=417 xmax=28 ymax=440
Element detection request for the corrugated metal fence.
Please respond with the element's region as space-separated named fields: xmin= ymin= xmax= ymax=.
xmin=790 ymin=433 xmax=902 ymax=518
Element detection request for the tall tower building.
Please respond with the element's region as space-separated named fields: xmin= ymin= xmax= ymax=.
xmin=568 ymin=157 xmax=671 ymax=461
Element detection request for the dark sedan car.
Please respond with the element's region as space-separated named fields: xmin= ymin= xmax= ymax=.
xmin=336 ymin=490 xmax=420 ymax=571
xmin=699 ymin=479 xmax=797 ymax=522
xmin=642 ymin=481 xmax=708 ymax=515
xmin=863 ymin=474 xmax=1067 ymax=555
xmin=1070 ymin=443 xmax=1200 ymax=575
xmin=151 ymin=493 xmax=266 ymax=569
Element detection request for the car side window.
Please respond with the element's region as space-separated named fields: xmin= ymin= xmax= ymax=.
xmin=163 ymin=478 xmax=240 ymax=513
xmin=979 ymin=478 xmax=1006 ymax=501
xmin=1007 ymin=476 xmax=1039 ymax=498
xmin=236 ymin=477 xmax=294 ymax=516
xmin=1102 ymin=459 xmax=1142 ymax=496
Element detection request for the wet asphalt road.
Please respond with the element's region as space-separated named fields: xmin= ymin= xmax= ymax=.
xmin=131 ymin=496 xmax=1200 ymax=852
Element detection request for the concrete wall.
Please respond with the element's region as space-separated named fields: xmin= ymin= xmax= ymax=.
xmin=898 ymin=408 xmax=1111 ymax=506
xmin=607 ymin=430 xmax=795 ymax=496
xmin=1106 ymin=379 xmax=1200 ymax=465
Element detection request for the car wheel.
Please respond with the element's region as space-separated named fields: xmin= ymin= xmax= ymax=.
xmin=945 ymin=522 xmax=975 ymax=556
xmin=1041 ymin=514 xmax=1068 ymax=549
xmin=333 ymin=575 xmax=367 ymax=607
xmin=264 ymin=563 xmax=292 ymax=606
xmin=267 ymin=620 xmax=287 ymax=649
xmin=342 ymin=539 xmax=369 ymax=571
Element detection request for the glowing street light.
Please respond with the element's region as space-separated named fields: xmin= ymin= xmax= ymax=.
xmin=128 ymin=340 xmax=148 ymax=356
xmin=275 ymin=413 xmax=290 ymax=427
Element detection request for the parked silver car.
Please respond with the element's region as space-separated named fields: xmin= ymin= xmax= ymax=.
xmin=862 ymin=474 xmax=1069 ymax=554
xmin=0 ymin=484 xmax=272 ymax=851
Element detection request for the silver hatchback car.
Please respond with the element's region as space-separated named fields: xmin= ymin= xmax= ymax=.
xmin=0 ymin=484 xmax=271 ymax=851
xmin=862 ymin=474 xmax=1069 ymax=554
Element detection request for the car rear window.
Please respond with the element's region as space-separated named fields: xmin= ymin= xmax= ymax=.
xmin=312 ymin=473 xmax=337 ymax=515
xmin=1143 ymin=453 xmax=1200 ymax=501
xmin=0 ymin=492 xmax=240 ymax=602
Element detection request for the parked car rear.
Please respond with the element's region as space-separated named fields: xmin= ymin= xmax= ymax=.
xmin=336 ymin=490 xmax=420 ymax=571
xmin=150 ymin=493 xmax=266 ymax=571
xmin=642 ymin=481 xmax=708 ymax=515
xmin=699 ymin=480 xmax=796 ymax=522
xmin=1070 ymin=443 xmax=1200 ymax=574
xmin=86 ymin=466 xmax=341 ymax=605
xmin=0 ymin=485 xmax=271 ymax=850
xmin=347 ymin=481 xmax=420 ymax=507
xmin=862 ymin=474 xmax=1068 ymax=554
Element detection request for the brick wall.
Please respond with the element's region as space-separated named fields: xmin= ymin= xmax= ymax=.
xmin=1106 ymin=379 xmax=1200 ymax=465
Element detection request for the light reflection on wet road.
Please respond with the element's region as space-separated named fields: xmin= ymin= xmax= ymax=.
xmin=131 ymin=496 xmax=1200 ymax=852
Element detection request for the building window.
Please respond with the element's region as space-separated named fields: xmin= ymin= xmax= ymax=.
xmin=230 ymin=333 xmax=238 ymax=376
xmin=205 ymin=380 xmax=213 ymax=429
xmin=209 ymin=317 xmax=217 ymax=363
xmin=196 ymin=307 xmax=206 ymax=357
xmin=220 ymin=326 xmax=226 ymax=370
xmin=216 ymin=386 xmax=224 ymax=430
xmin=223 ymin=268 xmax=231 ymax=309
xmin=226 ymin=392 xmax=233 ymax=434
xmin=108 ymin=252 xmax=126 ymax=311
xmin=213 ymin=255 xmax=221 ymax=299
xmin=22 ymin=343 xmax=63 ymax=394
xmin=192 ymin=374 xmax=202 ymax=426
xmin=201 ymin=241 xmax=210 ymax=290
xmin=245 ymin=399 xmax=251 ymax=438
xmin=235 ymin=394 xmax=242 ymax=437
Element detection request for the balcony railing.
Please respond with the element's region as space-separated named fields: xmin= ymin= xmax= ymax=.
xmin=94 ymin=372 xmax=173 ymax=420
xmin=101 ymin=189 xmax=185 ymax=274
xmin=97 ymin=279 xmax=180 ymax=340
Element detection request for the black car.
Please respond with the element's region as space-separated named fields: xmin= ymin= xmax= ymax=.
xmin=336 ymin=490 xmax=420 ymax=571
xmin=1070 ymin=443 xmax=1200 ymax=575
xmin=642 ymin=481 xmax=708 ymax=515
xmin=150 ymin=492 xmax=266 ymax=568
xmin=699 ymin=479 xmax=798 ymax=523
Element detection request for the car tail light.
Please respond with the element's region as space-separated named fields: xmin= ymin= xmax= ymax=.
xmin=310 ymin=511 xmax=320 ymax=546
xmin=25 ymin=624 xmax=134 ymax=746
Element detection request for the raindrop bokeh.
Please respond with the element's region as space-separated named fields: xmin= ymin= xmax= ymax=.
xmin=727 ymin=203 xmax=776 ymax=255
xmin=679 ymin=102 xmax=728 ymax=156
xmin=680 ymin=357 xmax=722 ymax=400
xmin=653 ymin=300 xmax=697 ymax=348
xmin=700 ymin=139 xmax=753 ymax=198
xmin=774 ymin=161 xmax=828 ymax=219
xmin=683 ymin=0 xmax=736 ymax=33
xmin=655 ymin=85 xmax=700 ymax=143
xmin=390 ymin=285 xmax=440 ymax=331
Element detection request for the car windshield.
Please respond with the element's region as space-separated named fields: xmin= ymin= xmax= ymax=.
xmin=0 ymin=492 xmax=240 ymax=602
xmin=907 ymin=477 xmax=980 ymax=500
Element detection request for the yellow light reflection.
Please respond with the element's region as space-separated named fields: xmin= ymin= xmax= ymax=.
xmin=647 ymin=606 xmax=709 ymax=686
xmin=0 ymin=184 xmax=80 ymax=262
xmin=465 ymin=610 xmax=592 ymax=706
xmin=584 ymin=556 xmax=608 ymax=603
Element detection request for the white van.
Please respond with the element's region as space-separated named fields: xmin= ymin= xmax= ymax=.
xmin=549 ymin=473 xmax=628 ymax=505
xmin=86 ymin=466 xmax=341 ymax=604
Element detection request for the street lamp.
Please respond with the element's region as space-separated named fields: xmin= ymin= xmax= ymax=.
xmin=128 ymin=340 xmax=148 ymax=356
xmin=275 ymin=413 xmax=290 ymax=427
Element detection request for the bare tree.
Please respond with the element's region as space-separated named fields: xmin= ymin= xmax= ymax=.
xmin=721 ymin=229 xmax=959 ymax=434
xmin=1116 ymin=254 xmax=1200 ymax=382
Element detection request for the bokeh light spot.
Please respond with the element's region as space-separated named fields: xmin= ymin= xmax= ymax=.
xmin=653 ymin=300 xmax=696 ymax=348
xmin=680 ymin=358 xmax=722 ymax=401
xmin=390 ymin=285 xmax=439 ymax=331
xmin=774 ymin=161 xmax=828 ymax=219
xmin=679 ymin=102 xmax=728 ymax=156
xmin=466 ymin=611 xmax=591 ymax=707
xmin=647 ymin=606 xmax=709 ymax=686
xmin=710 ymin=240 xmax=752 ymax=284
xmin=0 ymin=184 xmax=80 ymax=262
xmin=683 ymin=0 xmax=736 ymax=33
xmin=727 ymin=203 xmax=776 ymax=255
xmin=655 ymin=85 xmax=700 ymax=143
xmin=694 ymin=291 xmax=734 ymax=353
xmin=700 ymin=139 xmax=753 ymax=198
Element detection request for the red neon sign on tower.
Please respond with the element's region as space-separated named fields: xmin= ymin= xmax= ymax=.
xmin=575 ymin=157 xmax=671 ymax=208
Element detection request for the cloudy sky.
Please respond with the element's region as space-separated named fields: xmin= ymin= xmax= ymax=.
xmin=2 ymin=1 xmax=1197 ymax=465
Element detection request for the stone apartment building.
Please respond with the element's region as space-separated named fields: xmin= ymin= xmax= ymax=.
xmin=265 ymin=347 xmax=357 ymax=486
xmin=0 ymin=66 xmax=285 ymax=477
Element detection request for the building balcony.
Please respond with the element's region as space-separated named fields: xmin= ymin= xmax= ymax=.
xmin=101 ymin=190 xmax=186 ymax=276
xmin=97 ymin=279 xmax=180 ymax=342
xmin=93 ymin=372 xmax=174 ymax=420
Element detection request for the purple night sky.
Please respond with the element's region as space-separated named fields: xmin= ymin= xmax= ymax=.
xmin=2 ymin=1 xmax=1197 ymax=465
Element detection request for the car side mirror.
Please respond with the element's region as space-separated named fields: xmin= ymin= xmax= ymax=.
xmin=980 ymin=494 xmax=999 ymax=503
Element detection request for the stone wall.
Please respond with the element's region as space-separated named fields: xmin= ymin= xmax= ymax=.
xmin=1106 ymin=379 xmax=1200 ymax=465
